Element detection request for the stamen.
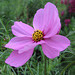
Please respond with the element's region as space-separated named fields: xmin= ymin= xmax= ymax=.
xmin=32 ymin=30 xmax=44 ymax=42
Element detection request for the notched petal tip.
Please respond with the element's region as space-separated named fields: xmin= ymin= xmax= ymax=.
xmin=36 ymin=8 xmax=43 ymax=13
xmin=4 ymin=43 xmax=9 ymax=48
xmin=14 ymin=21 xmax=21 ymax=24
xmin=44 ymin=2 xmax=57 ymax=9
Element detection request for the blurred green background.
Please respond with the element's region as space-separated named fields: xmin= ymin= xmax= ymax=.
xmin=0 ymin=0 xmax=75 ymax=75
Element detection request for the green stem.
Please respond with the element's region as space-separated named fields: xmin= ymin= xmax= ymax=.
xmin=0 ymin=19 xmax=10 ymax=40
xmin=44 ymin=56 xmax=47 ymax=75
xmin=26 ymin=63 xmax=34 ymax=75
xmin=60 ymin=61 xmax=75 ymax=75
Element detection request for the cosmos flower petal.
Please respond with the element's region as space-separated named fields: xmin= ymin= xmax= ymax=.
xmin=33 ymin=8 xmax=44 ymax=31
xmin=5 ymin=36 xmax=33 ymax=50
xmin=42 ymin=43 xmax=60 ymax=59
xmin=12 ymin=21 xmax=34 ymax=37
xmin=44 ymin=35 xmax=70 ymax=51
xmin=18 ymin=40 xmax=45 ymax=54
xmin=5 ymin=50 xmax=34 ymax=67
xmin=43 ymin=2 xmax=61 ymax=37
xmin=33 ymin=2 xmax=61 ymax=35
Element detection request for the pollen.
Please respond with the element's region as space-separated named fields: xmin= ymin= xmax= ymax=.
xmin=32 ymin=30 xmax=44 ymax=42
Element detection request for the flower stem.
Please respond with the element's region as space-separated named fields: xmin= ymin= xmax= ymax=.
xmin=44 ymin=56 xmax=47 ymax=75
xmin=0 ymin=19 xmax=10 ymax=40
xmin=26 ymin=63 xmax=34 ymax=75
xmin=60 ymin=61 xmax=75 ymax=75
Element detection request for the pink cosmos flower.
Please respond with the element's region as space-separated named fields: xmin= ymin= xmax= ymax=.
xmin=64 ymin=0 xmax=68 ymax=5
xmin=69 ymin=0 xmax=75 ymax=13
xmin=5 ymin=2 xmax=70 ymax=67
xmin=61 ymin=0 xmax=64 ymax=4
xmin=64 ymin=19 xmax=70 ymax=26
xmin=61 ymin=0 xmax=69 ymax=5
xmin=61 ymin=11 xmax=65 ymax=16
xmin=69 ymin=0 xmax=75 ymax=6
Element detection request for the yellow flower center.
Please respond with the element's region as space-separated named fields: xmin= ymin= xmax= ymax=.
xmin=32 ymin=30 xmax=44 ymax=42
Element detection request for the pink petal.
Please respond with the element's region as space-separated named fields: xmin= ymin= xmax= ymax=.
xmin=42 ymin=43 xmax=60 ymax=59
xmin=5 ymin=50 xmax=34 ymax=67
xmin=43 ymin=2 xmax=61 ymax=38
xmin=33 ymin=9 xmax=44 ymax=31
xmin=12 ymin=21 xmax=34 ymax=37
xmin=33 ymin=2 xmax=61 ymax=36
xmin=5 ymin=36 xmax=33 ymax=50
xmin=18 ymin=40 xmax=45 ymax=53
xmin=44 ymin=35 xmax=70 ymax=51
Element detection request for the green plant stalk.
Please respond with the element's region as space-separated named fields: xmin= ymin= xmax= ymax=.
xmin=44 ymin=56 xmax=47 ymax=75
xmin=60 ymin=61 xmax=75 ymax=75
xmin=26 ymin=63 xmax=34 ymax=75
xmin=0 ymin=19 xmax=10 ymax=40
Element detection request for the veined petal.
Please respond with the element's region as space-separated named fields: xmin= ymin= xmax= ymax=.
xmin=5 ymin=50 xmax=34 ymax=67
xmin=33 ymin=9 xmax=44 ymax=31
xmin=33 ymin=2 xmax=61 ymax=37
xmin=18 ymin=40 xmax=45 ymax=53
xmin=44 ymin=35 xmax=70 ymax=51
xmin=5 ymin=36 xmax=33 ymax=50
xmin=43 ymin=2 xmax=61 ymax=37
xmin=42 ymin=43 xmax=60 ymax=59
xmin=12 ymin=21 xmax=34 ymax=37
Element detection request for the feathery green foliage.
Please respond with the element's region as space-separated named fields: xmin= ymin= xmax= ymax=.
xmin=0 ymin=0 xmax=75 ymax=75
